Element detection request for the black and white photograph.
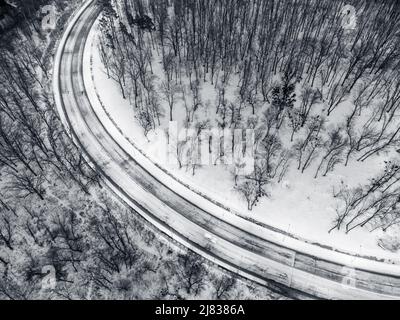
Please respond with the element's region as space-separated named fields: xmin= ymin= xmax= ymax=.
xmin=0 ymin=0 xmax=400 ymax=305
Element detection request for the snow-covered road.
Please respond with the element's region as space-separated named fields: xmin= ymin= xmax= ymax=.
xmin=53 ymin=0 xmax=400 ymax=300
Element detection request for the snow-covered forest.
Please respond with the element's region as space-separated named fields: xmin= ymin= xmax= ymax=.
xmin=97 ymin=0 xmax=400 ymax=244
xmin=0 ymin=0 xmax=284 ymax=300
xmin=2 ymin=0 xmax=400 ymax=301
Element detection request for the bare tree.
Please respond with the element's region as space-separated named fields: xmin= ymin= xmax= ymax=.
xmin=160 ymin=80 xmax=179 ymax=122
xmin=176 ymin=253 xmax=207 ymax=296
xmin=212 ymin=275 xmax=237 ymax=300
xmin=6 ymin=169 xmax=46 ymax=201
xmin=315 ymin=127 xmax=348 ymax=178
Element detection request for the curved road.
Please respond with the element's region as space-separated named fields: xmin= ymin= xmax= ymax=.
xmin=53 ymin=0 xmax=400 ymax=299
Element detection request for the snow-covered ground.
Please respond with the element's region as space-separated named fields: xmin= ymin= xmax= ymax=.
xmin=84 ymin=19 xmax=400 ymax=263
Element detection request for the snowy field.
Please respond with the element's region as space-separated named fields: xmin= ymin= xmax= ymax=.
xmin=85 ymin=19 xmax=400 ymax=264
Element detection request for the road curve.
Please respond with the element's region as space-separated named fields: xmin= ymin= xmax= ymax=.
xmin=53 ymin=0 xmax=400 ymax=300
